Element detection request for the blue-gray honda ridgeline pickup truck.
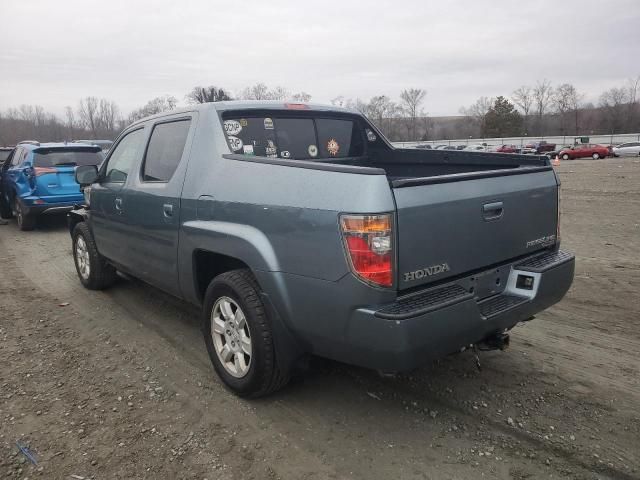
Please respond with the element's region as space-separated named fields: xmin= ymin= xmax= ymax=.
xmin=69 ymin=101 xmax=575 ymax=397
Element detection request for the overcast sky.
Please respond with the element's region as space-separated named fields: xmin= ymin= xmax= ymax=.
xmin=1 ymin=0 xmax=638 ymax=117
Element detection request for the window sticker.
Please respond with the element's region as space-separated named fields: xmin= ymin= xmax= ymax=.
xmin=280 ymin=150 xmax=291 ymax=159
xmin=228 ymin=136 xmax=243 ymax=152
xmin=327 ymin=138 xmax=340 ymax=156
xmin=264 ymin=118 xmax=274 ymax=130
xmin=266 ymin=139 xmax=277 ymax=157
xmin=308 ymin=145 xmax=318 ymax=157
xmin=240 ymin=118 xmax=248 ymax=127
xmin=365 ymin=128 xmax=377 ymax=142
xmin=223 ymin=120 xmax=242 ymax=136
xmin=242 ymin=144 xmax=254 ymax=155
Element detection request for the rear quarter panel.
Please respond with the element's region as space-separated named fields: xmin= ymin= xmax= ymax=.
xmin=177 ymin=107 xmax=395 ymax=304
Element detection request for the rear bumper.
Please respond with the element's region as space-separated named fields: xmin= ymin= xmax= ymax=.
xmin=23 ymin=202 xmax=79 ymax=216
xmin=20 ymin=194 xmax=83 ymax=216
xmin=259 ymin=249 xmax=574 ymax=372
xmin=343 ymin=250 xmax=574 ymax=371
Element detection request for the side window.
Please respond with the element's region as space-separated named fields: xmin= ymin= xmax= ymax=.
xmin=104 ymin=129 xmax=145 ymax=183
xmin=11 ymin=148 xmax=23 ymax=166
xmin=142 ymin=119 xmax=191 ymax=182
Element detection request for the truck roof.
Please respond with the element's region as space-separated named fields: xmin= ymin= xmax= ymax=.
xmin=129 ymin=101 xmax=359 ymax=127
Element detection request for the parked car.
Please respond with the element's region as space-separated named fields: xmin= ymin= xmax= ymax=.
xmin=69 ymin=101 xmax=574 ymax=397
xmin=612 ymin=141 xmax=640 ymax=157
xmin=524 ymin=141 xmax=556 ymax=155
xmin=495 ymin=145 xmax=521 ymax=154
xmin=558 ymin=144 xmax=609 ymax=160
xmin=464 ymin=144 xmax=490 ymax=151
xmin=434 ymin=144 xmax=449 ymax=150
xmin=414 ymin=144 xmax=432 ymax=149
xmin=0 ymin=142 xmax=104 ymax=230
xmin=74 ymin=139 xmax=113 ymax=153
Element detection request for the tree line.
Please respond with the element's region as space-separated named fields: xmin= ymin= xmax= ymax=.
xmin=456 ymin=77 xmax=640 ymax=140
xmin=1 ymin=77 xmax=639 ymax=146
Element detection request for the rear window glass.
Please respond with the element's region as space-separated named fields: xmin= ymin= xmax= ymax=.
xmin=33 ymin=149 xmax=103 ymax=167
xmin=222 ymin=115 xmax=365 ymax=160
xmin=0 ymin=150 xmax=12 ymax=162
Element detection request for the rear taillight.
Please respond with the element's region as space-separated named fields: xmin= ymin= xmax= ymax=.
xmin=340 ymin=214 xmax=393 ymax=288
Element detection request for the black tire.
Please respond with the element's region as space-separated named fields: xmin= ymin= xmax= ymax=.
xmin=72 ymin=222 xmax=118 ymax=290
xmin=562 ymin=154 xmax=570 ymax=161
xmin=202 ymin=269 xmax=289 ymax=397
xmin=592 ymin=152 xmax=600 ymax=160
xmin=12 ymin=197 xmax=36 ymax=231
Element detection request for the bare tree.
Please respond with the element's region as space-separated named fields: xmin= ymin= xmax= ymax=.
xmin=241 ymin=83 xmax=271 ymax=100
xmin=567 ymin=86 xmax=584 ymax=135
xmin=186 ymin=86 xmax=232 ymax=104
xmin=599 ymin=87 xmax=629 ymax=133
xmin=78 ymin=97 xmax=100 ymax=138
xmin=290 ymin=92 xmax=312 ymax=102
xmin=98 ymin=99 xmax=120 ymax=134
xmin=459 ymin=96 xmax=493 ymax=137
xmin=512 ymin=86 xmax=533 ymax=133
xmin=269 ymin=86 xmax=289 ymax=101
xmin=533 ymin=79 xmax=553 ymax=135
xmin=399 ymin=88 xmax=427 ymax=141
xmin=626 ymin=76 xmax=640 ymax=131
xmin=330 ymin=96 xmax=346 ymax=107
xmin=128 ymin=95 xmax=178 ymax=123
xmin=366 ymin=95 xmax=400 ymax=138
xmin=552 ymin=84 xmax=577 ymax=134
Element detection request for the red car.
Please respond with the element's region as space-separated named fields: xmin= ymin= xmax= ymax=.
xmin=496 ymin=144 xmax=520 ymax=153
xmin=558 ymin=144 xmax=609 ymax=160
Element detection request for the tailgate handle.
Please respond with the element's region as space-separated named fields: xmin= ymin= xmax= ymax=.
xmin=482 ymin=201 xmax=503 ymax=220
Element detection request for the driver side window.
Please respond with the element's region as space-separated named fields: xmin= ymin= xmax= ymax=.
xmin=104 ymin=128 xmax=144 ymax=183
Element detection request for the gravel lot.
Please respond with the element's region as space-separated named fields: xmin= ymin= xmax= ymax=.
xmin=1 ymin=157 xmax=639 ymax=479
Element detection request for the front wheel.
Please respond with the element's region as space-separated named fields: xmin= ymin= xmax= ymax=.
xmin=72 ymin=222 xmax=118 ymax=290
xmin=592 ymin=153 xmax=600 ymax=160
xmin=562 ymin=154 xmax=570 ymax=160
xmin=202 ymin=269 xmax=289 ymax=397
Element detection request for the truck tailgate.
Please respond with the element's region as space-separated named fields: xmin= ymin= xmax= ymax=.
xmin=393 ymin=168 xmax=559 ymax=290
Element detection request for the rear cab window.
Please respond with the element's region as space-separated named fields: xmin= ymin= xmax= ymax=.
xmin=33 ymin=148 xmax=103 ymax=167
xmin=221 ymin=112 xmax=366 ymax=161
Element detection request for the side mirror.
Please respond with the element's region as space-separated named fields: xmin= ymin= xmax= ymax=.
xmin=75 ymin=165 xmax=99 ymax=186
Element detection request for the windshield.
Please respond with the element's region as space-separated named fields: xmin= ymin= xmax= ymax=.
xmin=33 ymin=149 xmax=103 ymax=167
xmin=222 ymin=114 xmax=365 ymax=160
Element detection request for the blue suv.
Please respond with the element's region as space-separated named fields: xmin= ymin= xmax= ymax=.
xmin=0 ymin=141 xmax=103 ymax=230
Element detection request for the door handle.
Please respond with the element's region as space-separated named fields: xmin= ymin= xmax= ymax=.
xmin=163 ymin=203 xmax=174 ymax=217
xmin=482 ymin=201 xmax=503 ymax=220
xmin=114 ymin=197 xmax=123 ymax=211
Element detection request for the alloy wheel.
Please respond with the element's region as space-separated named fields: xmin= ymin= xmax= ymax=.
xmin=75 ymin=236 xmax=91 ymax=280
xmin=211 ymin=296 xmax=252 ymax=378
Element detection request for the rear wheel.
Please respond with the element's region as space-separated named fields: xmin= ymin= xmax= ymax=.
xmin=562 ymin=154 xmax=570 ymax=160
xmin=72 ymin=222 xmax=118 ymax=290
xmin=592 ymin=152 xmax=600 ymax=160
xmin=202 ymin=269 xmax=289 ymax=397
xmin=12 ymin=197 xmax=36 ymax=231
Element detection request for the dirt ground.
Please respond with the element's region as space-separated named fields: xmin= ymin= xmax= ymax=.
xmin=1 ymin=157 xmax=639 ymax=480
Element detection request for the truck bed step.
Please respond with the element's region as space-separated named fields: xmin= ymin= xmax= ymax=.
xmin=478 ymin=294 xmax=529 ymax=319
